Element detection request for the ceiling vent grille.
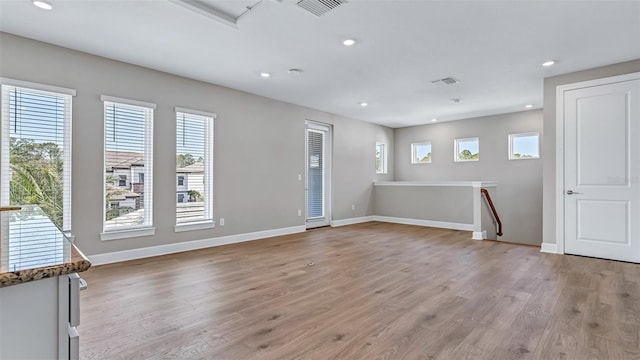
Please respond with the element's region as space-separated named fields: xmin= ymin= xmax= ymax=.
xmin=431 ymin=77 xmax=460 ymax=85
xmin=297 ymin=0 xmax=346 ymax=17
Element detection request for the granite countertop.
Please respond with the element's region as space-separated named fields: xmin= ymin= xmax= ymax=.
xmin=0 ymin=205 xmax=91 ymax=288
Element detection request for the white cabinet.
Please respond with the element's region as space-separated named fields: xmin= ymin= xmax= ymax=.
xmin=0 ymin=273 xmax=86 ymax=360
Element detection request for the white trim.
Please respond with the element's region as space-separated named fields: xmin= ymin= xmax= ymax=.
xmin=0 ymin=77 xmax=76 ymax=96
xmin=554 ymin=72 xmax=640 ymax=255
xmin=175 ymin=107 xmax=217 ymax=119
xmin=100 ymin=95 xmax=157 ymax=109
xmin=168 ymin=0 xmax=239 ymax=29
xmin=330 ymin=216 xmax=375 ymax=227
xmin=374 ymin=181 xmax=498 ymax=187
xmin=89 ymin=225 xmax=306 ymax=265
xmin=306 ymin=120 xmax=330 ymax=131
xmin=372 ymin=216 xmax=473 ymax=231
xmin=555 ymin=82 xmax=566 ymax=255
xmin=174 ymin=221 xmax=216 ymax=232
xmin=472 ymin=230 xmax=487 ymax=240
xmin=540 ymin=243 xmax=558 ymax=254
xmin=100 ymin=227 xmax=156 ymax=241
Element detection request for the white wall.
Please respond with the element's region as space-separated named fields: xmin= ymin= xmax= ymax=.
xmin=0 ymin=33 xmax=394 ymax=257
xmin=394 ymin=111 xmax=543 ymax=245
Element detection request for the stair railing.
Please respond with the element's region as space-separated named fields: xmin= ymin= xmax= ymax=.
xmin=480 ymin=188 xmax=503 ymax=236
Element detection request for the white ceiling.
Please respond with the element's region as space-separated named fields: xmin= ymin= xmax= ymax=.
xmin=1 ymin=0 xmax=639 ymax=128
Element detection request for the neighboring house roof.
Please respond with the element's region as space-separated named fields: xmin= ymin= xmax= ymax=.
xmin=109 ymin=190 xmax=140 ymax=201
xmin=177 ymin=162 xmax=204 ymax=173
xmin=104 ymin=150 xmax=204 ymax=174
xmin=105 ymin=150 xmax=144 ymax=170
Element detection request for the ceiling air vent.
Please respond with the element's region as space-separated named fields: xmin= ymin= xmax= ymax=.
xmin=297 ymin=0 xmax=346 ymax=17
xmin=431 ymin=77 xmax=460 ymax=85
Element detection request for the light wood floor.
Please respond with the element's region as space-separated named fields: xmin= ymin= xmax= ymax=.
xmin=80 ymin=222 xmax=640 ymax=360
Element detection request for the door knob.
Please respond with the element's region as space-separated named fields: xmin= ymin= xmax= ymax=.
xmin=566 ymin=190 xmax=580 ymax=195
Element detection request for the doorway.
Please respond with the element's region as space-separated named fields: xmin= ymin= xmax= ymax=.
xmin=305 ymin=121 xmax=331 ymax=229
xmin=557 ymin=72 xmax=640 ymax=262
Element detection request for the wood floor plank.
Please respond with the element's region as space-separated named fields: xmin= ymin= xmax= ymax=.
xmin=79 ymin=222 xmax=640 ymax=359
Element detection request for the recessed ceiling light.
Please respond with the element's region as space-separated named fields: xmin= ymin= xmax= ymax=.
xmin=343 ymin=39 xmax=356 ymax=46
xmin=288 ymin=68 xmax=302 ymax=75
xmin=431 ymin=118 xmax=438 ymax=122
xmin=525 ymin=104 xmax=534 ymax=109
xmin=542 ymin=60 xmax=555 ymax=67
xmin=32 ymin=0 xmax=53 ymax=9
xmin=260 ymin=72 xmax=270 ymax=78
xmin=359 ymin=102 xmax=368 ymax=107
xmin=450 ymin=98 xmax=461 ymax=103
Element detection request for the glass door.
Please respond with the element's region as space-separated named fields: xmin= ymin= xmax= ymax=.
xmin=305 ymin=121 xmax=331 ymax=228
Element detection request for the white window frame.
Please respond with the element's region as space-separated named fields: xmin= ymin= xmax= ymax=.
xmin=508 ymin=132 xmax=540 ymax=160
xmin=375 ymin=142 xmax=387 ymax=174
xmin=174 ymin=107 xmax=215 ymax=232
xmin=0 ymin=78 xmax=75 ymax=232
xmin=101 ymin=95 xmax=156 ymax=241
xmin=454 ymin=137 xmax=480 ymax=162
xmin=411 ymin=141 xmax=432 ymax=164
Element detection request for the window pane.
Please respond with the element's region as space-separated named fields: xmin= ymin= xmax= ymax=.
xmin=455 ymin=138 xmax=479 ymax=161
xmin=1 ymin=85 xmax=71 ymax=230
xmin=412 ymin=142 xmax=432 ymax=163
xmin=104 ymin=101 xmax=153 ymax=231
xmin=176 ymin=111 xmax=213 ymax=225
xmin=510 ymin=133 xmax=539 ymax=159
xmin=375 ymin=143 xmax=385 ymax=173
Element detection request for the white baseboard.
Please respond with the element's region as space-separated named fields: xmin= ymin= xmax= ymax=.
xmin=472 ymin=230 xmax=487 ymax=240
xmin=372 ymin=216 xmax=473 ymax=231
xmin=330 ymin=216 xmax=375 ymax=227
xmin=88 ymin=225 xmax=306 ymax=266
xmin=540 ymin=243 xmax=559 ymax=254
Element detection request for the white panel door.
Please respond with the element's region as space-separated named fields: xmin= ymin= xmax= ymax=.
xmin=305 ymin=121 xmax=331 ymax=229
xmin=564 ymin=78 xmax=640 ymax=262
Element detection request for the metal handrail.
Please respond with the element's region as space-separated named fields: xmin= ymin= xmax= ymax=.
xmin=480 ymin=188 xmax=503 ymax=236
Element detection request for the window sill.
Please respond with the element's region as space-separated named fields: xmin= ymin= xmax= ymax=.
xmin=100 ymin=227 xmax=156 ymax=241
xmin=508 ymin=156 xmax=540 ymax=160
xmin=174 ymin=221 xmax=215 ymax=233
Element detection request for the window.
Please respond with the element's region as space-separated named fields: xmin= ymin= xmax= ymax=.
xmin=375 ymin=142 xmax=387 ymax=174
xmin=138 ymin=173 xmax=144 ymax=184
xmin=509 ymin=132 xmax=540 ymax=160
xmin=175 ymin=108 xmax=215 ymax=229
xmin=411 ymin=142 xmax=432 ymax=164
xmin=454 ymin=137 xmax=479 ymax=162
xmin=102 ymin=96 xmax=155 ymax=239
xmin=1 ymin=79 xmax=74 ymax=231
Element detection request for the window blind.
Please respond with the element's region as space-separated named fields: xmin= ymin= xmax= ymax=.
xmin=0 ymin=83 xmax=73 ymax=232
xmin=175 ymin=109 xmax=214 ymax=225
xmin=307 ymin=129 xmax=324 ymax=218
xmin=102 ymin=97 xmax=154 ymax=232
xmin=4 ymin=205 xmax=68 ymax=272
